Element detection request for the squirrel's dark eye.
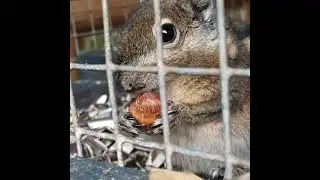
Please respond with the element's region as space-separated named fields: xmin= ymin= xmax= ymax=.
xmin=161 ymin=23 xmax=176 ymax=44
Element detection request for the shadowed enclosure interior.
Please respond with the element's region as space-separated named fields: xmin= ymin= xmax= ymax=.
xmin=70 ymin=0 xmax=250 ymax=179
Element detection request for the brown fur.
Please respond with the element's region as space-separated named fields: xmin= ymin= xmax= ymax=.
xmin=225 ymin=0 xmax=250 ymax=25
xmin=116 ymin=0 xmax=250 ymax=177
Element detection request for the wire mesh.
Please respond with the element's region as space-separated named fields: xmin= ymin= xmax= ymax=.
xmin=70 ymin=0 xmax=250 ymax=179
xmin=215 ymin=0 xmax=233 ymax=178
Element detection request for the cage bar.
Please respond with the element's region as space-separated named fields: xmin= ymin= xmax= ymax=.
xmin=71 ymin=29 xmax=104 ymax=38
xmin=101 ymin=0 xmax=124 ymax=166
xmin=70 ymin=62 xmax=250 ymax=76
xmin=153 ymin=0 xmax=173 ymax=170
xmin=215 ymin=0 xmax=233 ymax=179
xmin=70 ymin=79 xmax=83 ymax=157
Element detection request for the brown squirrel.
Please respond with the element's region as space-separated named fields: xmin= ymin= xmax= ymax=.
xmin=115 ymin=0 xmax=250 ymax=178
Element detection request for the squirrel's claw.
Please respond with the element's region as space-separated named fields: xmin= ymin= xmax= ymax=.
xmin=118 ymin=103 xmax=142 ymax=137
xmin=145 ymin=113 xmax=177 ymax=135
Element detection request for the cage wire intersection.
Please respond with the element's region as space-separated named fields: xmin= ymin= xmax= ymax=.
xmin=70 ymin=0 xmax=250 ymax=179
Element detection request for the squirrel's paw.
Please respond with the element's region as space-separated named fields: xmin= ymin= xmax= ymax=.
xmin=118 ymin=100 xmax=178 ymax=137
xmin=144 ymin=100 xmax=178 ymax=135
xmin=118 ymin=103 xmax=142 ymax=137
xmin=208 ymin=166 xmax=250 ymax=180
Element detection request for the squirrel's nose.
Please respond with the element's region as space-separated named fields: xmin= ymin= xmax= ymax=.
xmin=123 ymin=82 xmax=146 ymax=93
xmin=118 ymin=71 xmax=146 ymax=93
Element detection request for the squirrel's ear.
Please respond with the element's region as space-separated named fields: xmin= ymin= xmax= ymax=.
xmin=181 ymin=0 xmax=216 ymax=22
xmin=189 ymin=0 xmax=250 ymax=25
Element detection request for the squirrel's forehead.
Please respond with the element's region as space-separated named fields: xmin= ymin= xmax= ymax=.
xmin=138 ymin=1 xmax=191 ymax=24
xmin=118 ymin=1 xmax=192 ymax=60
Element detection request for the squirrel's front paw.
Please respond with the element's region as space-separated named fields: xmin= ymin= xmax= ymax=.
xmin=144 ymin=101 xmax=178 ymax=135
xmin=208 ymin=166 xmax=250 ymax=180
xmin=118 ymin=103 xmax=142 ymax=137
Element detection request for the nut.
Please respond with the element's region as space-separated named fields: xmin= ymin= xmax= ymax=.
xmin=128 ymin=92 xmax=161 ymax=126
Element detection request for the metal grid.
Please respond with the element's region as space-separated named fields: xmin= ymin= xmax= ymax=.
xmin=70 ymin=0 xmax=250 ymax=179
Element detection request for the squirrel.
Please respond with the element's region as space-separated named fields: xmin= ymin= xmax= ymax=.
xmin=115 ymin=0 xmax=250 ymax=178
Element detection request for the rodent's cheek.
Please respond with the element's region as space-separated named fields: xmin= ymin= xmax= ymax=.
xmin=135 ymin=52 xmax=158 ymax=66
xmin=165 ymin=75 xmax=219 ymax=106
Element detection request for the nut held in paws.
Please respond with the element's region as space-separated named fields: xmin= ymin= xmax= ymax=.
xmin=128 ymin=92 xmax=161 ymax=126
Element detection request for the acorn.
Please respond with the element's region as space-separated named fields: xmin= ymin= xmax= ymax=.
xmin=128 ymin=92 xmax=161 ymax=126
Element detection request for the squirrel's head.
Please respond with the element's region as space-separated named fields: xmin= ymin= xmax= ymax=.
xmin=116 ymin=0 xmax=249 ymax=109
xmin=118 ymin=0 xmax=220 ymax=68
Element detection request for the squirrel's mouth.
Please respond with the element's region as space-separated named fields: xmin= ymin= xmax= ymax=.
xmin=123 ymin=86 xmax=177 ymax=107
xmin=125 ymin=89 xmax=160 ymax=102
xmin=126 ymin=90 xmax=174 ymax=106
xmin=122 ymin=90 xmax=178 ymax=126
